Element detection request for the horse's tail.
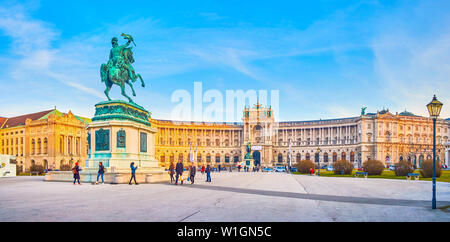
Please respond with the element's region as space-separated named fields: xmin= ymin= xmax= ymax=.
xmin=100 ymin=64 xmax=108 ymax=83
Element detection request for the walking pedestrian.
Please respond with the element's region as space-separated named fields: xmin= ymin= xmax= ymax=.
xmin=96 ymin=162 xmax=105 ymax=184
xmin=218 ymin=164 xmax=221 ymax=173
xmin=229 ymin=166 xmax=232 ymax=172
xmin=129 ymin=162 xmax=138 ymax=185
xmin=175 ymin=160 xmax=184 ymax=185
xmin=201 ymin=165 xmax=205 ymax=175
xmin=205 ymin=164 xmax=211 ymax=182
xmin=169 ymin=162 xmax=175 ymax=183
xmin=72 ymin=162 xmax=81 ymax=185
xmin=189 ymin=163 xmax=196 ymax=184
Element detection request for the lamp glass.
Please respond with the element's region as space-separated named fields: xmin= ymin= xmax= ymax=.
xmin=426 ymin=95 xmax=443 ymax=117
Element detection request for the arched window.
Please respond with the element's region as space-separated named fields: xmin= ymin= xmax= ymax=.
xmin=170 ymin=154 xmax=174 ymax=163
xmin=278 ymin=153 xmax=283 ymax=163
xmin=197 ymin=154 xmax=202 ymax=163
xmin=37 ymin=138 xmax=41 ymax=154
xmin=31 ymin=139 xmax=35 ymax=155
xmin=333 ymin=152 xmax=337 ymax=162
xmin=341 ymin=152 xmax=346 ymax=161
xmin=225 ymin=155 xmax=230 ymax=163
xmin=160 ymin=155 xmax=165 ymax=163
xmin=178 ymin=153 xmax=183 ymax=162
xmin=305 ymin=153 xmax=310 ymax=161
xmin=43 ymin=138 xmax=48 ymax=154
xmin=215 ymin=154 xmax=221 ymax=163
xmin=350 ymin=152 xmax=355 ymax=162
xmin=233 ymin=156 xmax=239 ymax=163
xmin=296 ymin=153 xmax=301 ymax=162
xmin=206 ymin=154 xmax=211 ymax=163
xmin=323 ymin=152 xmax=329 ymax=163
xmin=215 ymin=139 xmax=220 ymax=146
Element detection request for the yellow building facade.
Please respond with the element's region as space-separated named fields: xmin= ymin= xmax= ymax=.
xmin=151 ymin=104 xmax=449 ymax=169
xmin=0 ymin=109 xmax=90 ymax=172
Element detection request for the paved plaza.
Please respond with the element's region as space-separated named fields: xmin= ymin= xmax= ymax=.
xmin=1 ymin=172 xmax=450 ymax=222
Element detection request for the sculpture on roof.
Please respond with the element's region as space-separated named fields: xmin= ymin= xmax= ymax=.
xmin=361 ymin=107 xmax=367 ymax=115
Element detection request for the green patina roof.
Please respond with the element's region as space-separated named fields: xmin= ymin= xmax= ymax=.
xmin=38 ymin=109 xmax=91 ymax=125
xmin=399 ymin=110 xmax=418 ymax=117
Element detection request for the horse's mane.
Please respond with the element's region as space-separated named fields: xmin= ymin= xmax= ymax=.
xmin=122 ymin=47 xmax=134 ymax=64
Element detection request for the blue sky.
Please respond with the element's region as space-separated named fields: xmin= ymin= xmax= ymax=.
xmin=0 ymin=0 xmax=449 ymax=121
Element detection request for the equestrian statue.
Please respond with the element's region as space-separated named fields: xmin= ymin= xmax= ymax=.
xmin=100 ymin=33 xmax=145 ymax=103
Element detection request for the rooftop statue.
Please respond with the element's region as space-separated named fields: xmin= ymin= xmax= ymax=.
xmin=361 ymin=107 xmax=367 ymax=115
xmin=100 ymin=34 xmax=145 ymax=103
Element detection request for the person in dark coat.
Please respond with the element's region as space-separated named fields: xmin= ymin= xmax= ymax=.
xmin=189 ymin=163 xmax=196 ymax=184
xmin=205 ymin=164 xmax=211 ymax=182
xmin=96 ymin=162 xmax=105 ymax=184
xmin=72 ymin=162 xmax=81 ymax=185
xmin=169 ymin=162 xmax=175 ymax=183
xmin=129 ymin=162 xmax=138 ymax=185
xmin=175 ymin=160 xmax=184 ymax=185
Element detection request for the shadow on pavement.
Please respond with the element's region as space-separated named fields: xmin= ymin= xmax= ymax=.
xmin=164 ymin=183 xmax=450 ymax=208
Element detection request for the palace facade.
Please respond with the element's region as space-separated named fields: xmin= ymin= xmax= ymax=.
xmin=1 ymin=104 xmax=449 ymax=171
xmin=152 ymin=103 xmax=450 ymax=169
xmin=0 ymin=109 xmax=91 ymax=172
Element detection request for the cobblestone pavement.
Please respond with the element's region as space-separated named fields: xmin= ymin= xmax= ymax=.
xmin=1 ymin=172 xmax=449 ymax=221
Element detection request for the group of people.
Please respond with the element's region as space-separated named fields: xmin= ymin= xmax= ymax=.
xmin=73 ymin=161 xmax=265 ymax=185
xmin=71 ymin=161 xmax=137 ymax=185
xmin=168 ymin=161 xmax=212 ymax=185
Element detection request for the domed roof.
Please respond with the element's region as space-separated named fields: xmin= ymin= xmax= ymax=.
xmin=399 ymin=110 xmax=417 ymax=116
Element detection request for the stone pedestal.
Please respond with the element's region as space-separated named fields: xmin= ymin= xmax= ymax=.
xmin=45 ymin=100 xmax=169 ymax=184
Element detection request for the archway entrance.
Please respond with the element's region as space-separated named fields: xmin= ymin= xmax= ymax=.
xmin=253 ymin=151 xmax=261 ymax=167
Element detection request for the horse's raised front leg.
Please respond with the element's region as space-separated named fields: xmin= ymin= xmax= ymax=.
xmin=137 ymin=74 xmax=145 ymax=87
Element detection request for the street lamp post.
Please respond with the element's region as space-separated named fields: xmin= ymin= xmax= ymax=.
xmin=426 ymin=95 xmax=443 ymax=209
xmin=316 ymin=147 xmax=321 ymax=176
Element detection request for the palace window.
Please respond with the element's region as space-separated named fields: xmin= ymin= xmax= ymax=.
xmin=215 ymin=154 xmax=220 ymax=163
xmin=278 ymin=153 xmax=283 ymax=163
xmin=31 ymin=139 xmax=35 ymax=155
xmin=44 ymin=138 xmax=48 ymax=154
